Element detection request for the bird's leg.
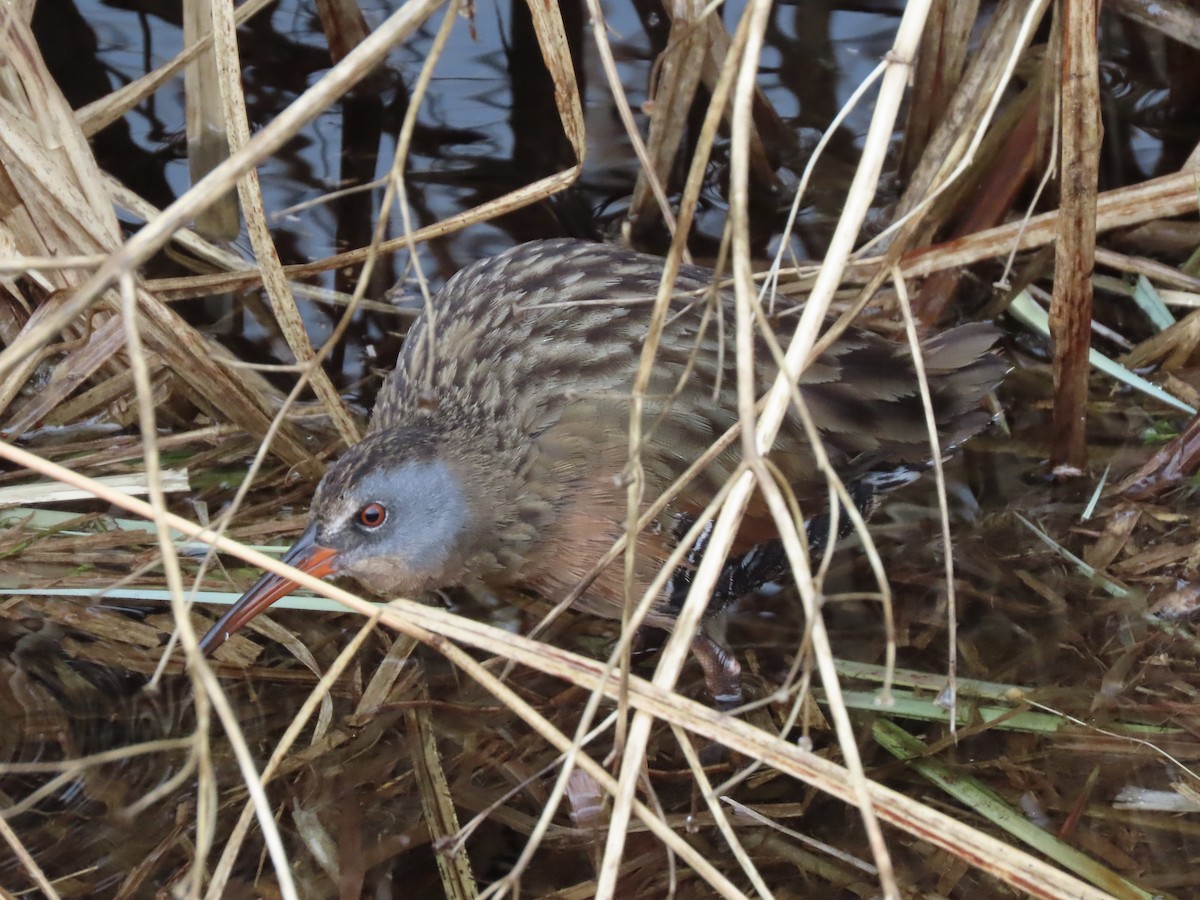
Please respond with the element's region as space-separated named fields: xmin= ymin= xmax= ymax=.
xmin=690 ymin=631 xmax=743 ymax=711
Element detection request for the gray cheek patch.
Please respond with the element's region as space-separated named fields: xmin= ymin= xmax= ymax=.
xmin=351 ymin=460 xmax=468 ymax=573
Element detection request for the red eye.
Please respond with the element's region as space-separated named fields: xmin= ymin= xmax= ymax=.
xmin=358 ymin=502 xmax=387 ymax=528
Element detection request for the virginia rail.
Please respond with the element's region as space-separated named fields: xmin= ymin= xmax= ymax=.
xmin=199 ymin=239 xmax=1005 ymax=704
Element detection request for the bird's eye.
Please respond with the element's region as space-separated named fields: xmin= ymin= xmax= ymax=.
xmin=357 ymin=502 xmax=387 ymax=529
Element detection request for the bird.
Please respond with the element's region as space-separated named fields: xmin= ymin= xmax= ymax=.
xmin=198 ymin=238 xmax=1005 ymax=706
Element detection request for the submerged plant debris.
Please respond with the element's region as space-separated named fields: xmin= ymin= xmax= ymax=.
xmin=2 ymin=1 xmax=1200 ymax=898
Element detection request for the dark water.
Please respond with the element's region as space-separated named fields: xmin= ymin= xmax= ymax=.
xmin=5 ymin=0 xmax=1200 ymax=897
xmin=36 ymin=0 xmax=929 ymax=402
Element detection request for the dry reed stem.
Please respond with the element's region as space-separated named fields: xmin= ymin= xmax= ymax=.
xmin=848 ymin=0 xmax=1049 ymax=343
xmin=892 ymin=268 xmax=958 ymax=725
xmin=1048 ymin=0 xmax=1101 ymax=469
xmin=204 ymin=619 xmax=378 ymax=897
xmin=1127 ymin=304 xmax=1200 ymax=370
xmin=888 ymin=0 xmax=1049 ymax=247
xmin=206 ymin=0 xmax=361 ymax=449
xmin=408 ymin=681 xmax=480 ymax=899
xmin=165 ymin=151 xmax=1200 ymax=303
xmin=0 ymin=443 xmax=1116 ymax=899
xmin=767 ymin=60 xmax=886 ymax=278
xmin=96 ymin=0 xmax=586 ymax=309
xmin=740 ymin=0 xmax=940 ymax=891
xmin=1109 ymin=0 xmax=1200 ymax=49
xmin=0 ymin=737 xmax=194 ymax=776
xmin=710 ymin=111 xmax=917 ymax=884
xmin=362 ymin=9 xmax=481 ymax=898
xmin=131 ymin=0 xmax=573 ymax=889
xmin=900 ymin=0 xmax=978 ymax=177
xmin=758 ymin=68 xmax=902 ymax=710
xmin=190 ymin=0 xmax=506 ymax=763
xmin=602 ymin=4 xmax=779 ymax=892
xmin=0 ymin=469 xmax=188 ymax=508
xmin=1097 ymin=247 xmax=1200 ymax=294
xmin=0 ymin=11 xmax=317 ymax=472
xmin=583 ymin=0 xmax=678 ymax=241
xmin=118 ymin=265 xmax=297 ymax=897
xmin=116 ymin=266 xmax=283 ymax=897
xmin=0 ymin=813 xmax=59 ymax=900
xmin=896 ymin=165 xmax=1200 ymax=279
xmin=0 ymin=7 xmax=457 ymax=893
xmin=313 ymin=0 xmax=372 ymax=63
xmin=106 ymin=177 xmax=388 ymax=314
xmin=153 ymin=0 xmax=481 ymax=688
xmin=613 ymin=0 xmax=759 ymax=696
xmin=513 ymin=247 xmax=758 ymax=886
xmin=0 ymin=316 xmax=115 ymax=436
xmin=183 ymin=0 xmax=239 ymax=242
xmin=627 ymin=0 xmax=709 ymax=232
xmin=76 ymin=0 xmax=275 ymax=137
xmin=761 ymin=2 xmax=935 ymax=887
xmin=603 ymin=0 xmax=785 ymax=886
xmin=0 ymin=0 xmax=445 ymax=390
xmin=395 ymin=0 xmax=466 ymax=404
xmin=612 ymin=13 xmax=751 ymax=800
xmin=694 ymin=7 xmax=788 ymax=191
xmin=670 ymin=723 xmax=773 ymax=897
xmin=913 ymin=74 xmax=1046 ymax=321
xmin=599 ymin=0 xmax=942 ymax=895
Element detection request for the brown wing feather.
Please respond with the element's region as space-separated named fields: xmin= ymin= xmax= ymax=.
xmin=372 ymin=239 xmax=1005 ymax=618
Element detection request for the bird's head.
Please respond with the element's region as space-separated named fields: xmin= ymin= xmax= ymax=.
xmin=198 ymin=425 xmax=506 ymax=655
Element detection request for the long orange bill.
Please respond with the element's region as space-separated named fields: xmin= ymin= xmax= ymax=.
xmin=198 ymin=524 xmax=339 ymax=656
